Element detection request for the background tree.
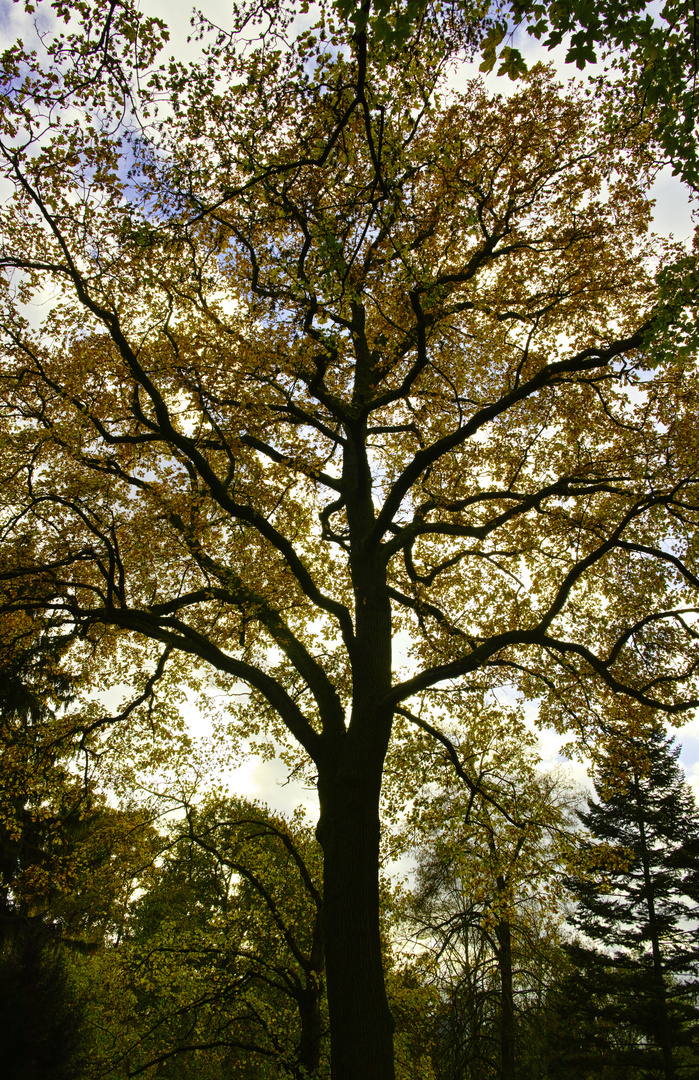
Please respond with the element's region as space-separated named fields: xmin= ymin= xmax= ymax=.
xmin=88 ymin=796 xmax=327 ymax=1080
xmin=0 ymin=632 xmax=78 ymax=922
xmin=0 ymin=924 xmax=87 ymax=1080
xmin=388 ymin=700 xmax=577 ymax=1080
xmin=0 ymin=614 xmax=177 ymax=939
xmin=557 ymin=725 xmax=699 ymax=1080
xmin=1 ymin=3 xmax=699 ymax=1076
xmin=546 ymin=946 xmax=660 ymax=1080
xmin=0 ymin=625 xmax=165 ymax=1078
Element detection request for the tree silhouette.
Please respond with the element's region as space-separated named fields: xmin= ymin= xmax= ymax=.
xmin=1 ymin=4 xmax=699 ymax=1075
xmin=558 ymin=727 xmax=699 ymax=1079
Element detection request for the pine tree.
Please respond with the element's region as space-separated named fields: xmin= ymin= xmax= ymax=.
xmin=557 ymin=727 xmax=699 ymax=1080
xmin=0 ymin=925 xmax=86 ymax=1080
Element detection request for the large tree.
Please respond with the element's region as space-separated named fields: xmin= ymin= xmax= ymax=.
xmin=1 ymin=2 xmax=699 ymax=1076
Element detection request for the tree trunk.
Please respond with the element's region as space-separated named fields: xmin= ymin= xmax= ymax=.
xmin=495 ymin=915 xmax=515 ymax=1080
xmin=317 ymin=765 xmax=396 ymax=1080
xmin=319 ymin=414 xmax=397 ymax=1078
xmin=637 ymin=805 xmax=675 ymax=1080
xmin=295 ymin=903 xmax=326 ymax=1077
xmin=297 ymin=975 xmax=324 ymax=1078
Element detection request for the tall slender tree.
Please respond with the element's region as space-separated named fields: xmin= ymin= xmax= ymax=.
xmin=389 ymin=701 xmax=576 ymax=1080
xmin=559 ymin=726 xmax=699 ymax=1080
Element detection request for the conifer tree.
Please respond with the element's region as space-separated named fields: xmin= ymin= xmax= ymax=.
xmin=558 ymin=727 xmax=699 ymax=1080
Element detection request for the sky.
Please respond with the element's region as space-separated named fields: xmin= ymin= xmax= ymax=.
xmin=1 ymin=0 xmax=698 ymax=814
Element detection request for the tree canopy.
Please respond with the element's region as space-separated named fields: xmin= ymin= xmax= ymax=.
xmin=337 ymin=0 xmax=698 ymax=184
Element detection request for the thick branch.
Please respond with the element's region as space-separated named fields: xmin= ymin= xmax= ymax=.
xmin=374 ymin=329 xmax=651 ymax=545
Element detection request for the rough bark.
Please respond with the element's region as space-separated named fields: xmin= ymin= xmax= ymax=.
xmin=318 ymin=762 xmax=396 ymax=1080
xmin=297 ymin=975 xmax=325 ymax=1078
xmin=311 ymin=383 xmax=398 ymax=1078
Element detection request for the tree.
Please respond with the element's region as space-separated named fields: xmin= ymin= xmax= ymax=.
xmin=90 ymin=796 xmax=327 ymax=1080
xmin=0 ymin=619 xmax=165 ymax=941
xmin=0 ymin=634 xmax=77 ymax=920
xmin=0 ymin=923 xmax=88 ymax=1080
xmin=544 ymin=946 xmax=651 ymax=1080
xmin=0 ymin=630 xmax=162 ymax=1079
xmin=1 ymin=3 xmax=699 ymax=1075
xmin=560 ymin=726 xmax=699 ymax=1080
xmin=388 ymin=701 xmax=577 ymax=1080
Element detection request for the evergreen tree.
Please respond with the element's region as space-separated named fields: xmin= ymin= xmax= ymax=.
xmin=0 ymin=924 xmax=86 ymax=1080
xmin=556 ymin=726 xmax=699 ymax=1080
xmin=0 ymin=633 xmax=160 ymax=1078
xmin=0 ymin=640 xmax=87 ymax=1078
